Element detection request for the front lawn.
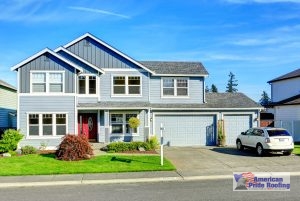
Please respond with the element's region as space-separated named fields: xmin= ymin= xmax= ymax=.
xmin=0 ymin=154 xmax=175 ymax=176
xmin=293 ymin=142 xmax=300 ymax=156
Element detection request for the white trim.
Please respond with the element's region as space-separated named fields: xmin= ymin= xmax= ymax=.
xmin=78 ymin=107 xmax=149 ymax=110
xmin=161 ymin=77 xmax=189 ymax=98
xmin=11 ymin=48 xmax=83 ymax=72
xmin=74 ymin=68 xmax=78 ymax=135
xmin=17 ymin=70 xmax=20 ymax=130
xmin=19 ymin=93 xmax=76 ymax=96
xmin=111 ymin=75 xmax=142 ymax=97
xmin=55 ymin=47 xmax=105 ymax=74
xmin=102 ymin=68 xmax=146 ymax=72
xmin=63 ymin=33 xmax=155 ymax=74
xmin=97 ymin=110 xmax=101 ymax=142
xmin=152 ymin=107 xmax=263 ymax=111
xmin=77 ymin=74 xmax=99 ymax=96
xmin=30 ymin=71 xmax=65 ymax=94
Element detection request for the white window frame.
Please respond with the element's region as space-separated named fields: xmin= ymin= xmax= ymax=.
xmin=27 ymin=112 xmax=68 ymax=139
xmin=110 ymin=112 xmax=139 ymax=136
xmin=111 ymin=75 xmax=142 ymax=97
xmin=77 ymin=74 xmax=99 ymax=96
xmin=30 ymin=71 xmax=65 ymax=94
xmin=161 ymin=77 xmax=189 ymax=98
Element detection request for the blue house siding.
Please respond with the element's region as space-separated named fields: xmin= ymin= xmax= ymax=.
xmin=150 ymin=76 xmax=204 ymax=104
xmin=19 ymin=96 xmax=76 ymax=137
xmin=67 ymin=38 xmax=140 ymax=70
xmin=100 ymin=71 xmax=149 ymax=102
xmin=19 ymin=53 xmax=76 ymax=93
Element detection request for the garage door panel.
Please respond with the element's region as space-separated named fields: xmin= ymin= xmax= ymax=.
xmin=155 ymin=115 xmax=216 ymax=146
xmin=224 ymin=115 xmax=252 ymax=146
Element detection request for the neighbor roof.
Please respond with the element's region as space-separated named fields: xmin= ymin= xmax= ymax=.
xmin=0 ymin=80 xmax=16 ymax=91
xmin=268 ymin=68 xmax=300 ymax=83
xmin=140 ymin=61 xmax=209 ymax=76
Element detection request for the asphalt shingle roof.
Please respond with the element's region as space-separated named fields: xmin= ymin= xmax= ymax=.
xmin=78 ymin=93 xmax=261 ymax=109
xmin=0 ymin=80 xmax=16 ymax=91
xmin=139 ymin=61 xmax=209 ymax=75
xmin=270 ymin=94 xmax=300 ymax=106
xmin=268 ymin=68 xmax=300 ymax=83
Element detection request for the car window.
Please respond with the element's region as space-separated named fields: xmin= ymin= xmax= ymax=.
xmin=267 ymin=129 xmax=290 ymax=137
xmin=245 ymin=129 xmax=253 ymax=135
xmin=254 ymin=129 xmax=264 ymax=137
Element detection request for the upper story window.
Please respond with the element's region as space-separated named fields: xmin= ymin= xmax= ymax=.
xmin=78 ymin=75 xmax=97 ymax=95
xmin=162 ymin=78 xmax=188 ymax=97
xmin=112 ymin=76 xmax=141 ymax=96
xmin=31 ymin=72 xmax=64 ymax=93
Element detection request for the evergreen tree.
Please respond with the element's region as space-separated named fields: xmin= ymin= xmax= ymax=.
xmin=226 ymin=72 xmax=238 ymax=93
xmin=259 ymin=91 xmax=271 ymax=106
xmin=211 ymin=84 xmax=218 ymax=93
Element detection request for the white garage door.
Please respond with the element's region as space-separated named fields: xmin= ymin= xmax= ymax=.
xmin=155 ymin=115 xmax=216 ymax=146
xmin=224 ymin=115 xmax=252 ymax=146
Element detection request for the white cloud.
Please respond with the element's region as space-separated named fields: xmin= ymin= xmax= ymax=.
xmin=68 ymin=6 xmax=130 ymax=19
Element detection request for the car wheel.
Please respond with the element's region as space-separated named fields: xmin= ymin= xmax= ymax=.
xmin=256 ymin=144 xmax=264 ymax=156
xmin=236 ymin=140 xmax=244 ymax=151
xmin=283 ymin=151 xmax=292 ymax=156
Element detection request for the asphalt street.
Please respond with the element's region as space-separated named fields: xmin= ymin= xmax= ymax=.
xmin=1 ymin=176 xmax=299 ymax=201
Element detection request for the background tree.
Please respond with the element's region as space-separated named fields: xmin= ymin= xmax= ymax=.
xmin=226 ymin=72 xmax=238 ymax=93
xmin=211 ymin=84 xmax=218 ymax=93
xmin=259 ymin=91 xmax=271 ymax=106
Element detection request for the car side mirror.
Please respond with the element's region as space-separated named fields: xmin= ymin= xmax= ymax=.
xmin=241 ymin=132 xmax=246 ymax=135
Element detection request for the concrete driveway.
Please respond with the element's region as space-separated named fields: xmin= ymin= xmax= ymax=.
xmin=164 ymin=146 xmax=300 ymax=177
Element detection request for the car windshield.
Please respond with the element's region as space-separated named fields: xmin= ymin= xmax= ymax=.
xmin=267 ymin=129 xmax=290 ymax=137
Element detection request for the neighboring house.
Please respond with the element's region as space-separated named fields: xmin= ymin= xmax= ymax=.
xmin=11 ymin=33 xmax=262 ymax=148
xmin=0 ymin=80 xmax=17 ymax=133
xmin=268 ymin=68 xmax=300 ymax=141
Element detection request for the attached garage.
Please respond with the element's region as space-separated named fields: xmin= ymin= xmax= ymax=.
xmin=154 ymin=114 xmax=216 ymax=146
xmin=224 ymin=114 xmax=252 ymax=146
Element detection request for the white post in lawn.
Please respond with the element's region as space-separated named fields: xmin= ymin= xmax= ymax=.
xmin=160 ymin=123 xmax=164 ymax=166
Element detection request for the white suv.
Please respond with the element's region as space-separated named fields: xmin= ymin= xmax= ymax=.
xmin=236 ymin=127 xmax=294 ymax=156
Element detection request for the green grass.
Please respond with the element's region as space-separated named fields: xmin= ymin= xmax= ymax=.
xmin=0 ymin=154 xmax=175 ymax=176
xmin=293 ymin=142 xmax=300 ymax=155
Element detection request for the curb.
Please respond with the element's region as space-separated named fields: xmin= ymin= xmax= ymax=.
xmin=1 ymin=172 xmax=300 ymax=188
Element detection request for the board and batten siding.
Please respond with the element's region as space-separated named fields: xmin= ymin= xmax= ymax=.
xmin=19 ymin=96 xmax=76 ymax=136
xmin=150 ymin=76 xmax=204 ymax=103
xmin=19 ymin=53 xmax=76 ymax=93
xmin=100 ymin=71 xmax=149 ymax=102
xmin=271 ymin=77 xmax=300 ymax=102
xmin=0 ymin=86 xmax=17 ymax=127
xmin=67 ymin=38 xmax=140 ymax=70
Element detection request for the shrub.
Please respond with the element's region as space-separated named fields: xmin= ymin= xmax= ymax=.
xmin=147 ymin=136 xmax=159 ymax=149
xmin=21 ymin=145 xmax=37 ymax=155
xmin=56 ymin=134 xmax=93 ymax=161
xmin=106 ymin=141 xmax=151 ymax=153
xmin=0 ymin=129 xmax=23 ymax=153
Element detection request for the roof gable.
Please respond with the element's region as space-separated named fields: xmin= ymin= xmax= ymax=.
xmin=11 ymin=48 xmax=83 ymax=72
xmin=63 ymin=33 xmax=155 ymax=74
xmin=268 ymin=68 xmax=300 ymax=83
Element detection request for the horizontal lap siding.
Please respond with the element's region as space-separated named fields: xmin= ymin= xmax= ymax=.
xmin=19 ymin=53 xmax=75 ymax=93
xmin=0 ymin=87 xmax=17 ymax=127
xmin=19 ymin=96 xmax=76 ymax=136
xmin=150 ymin=76 xmax=204 ymax=103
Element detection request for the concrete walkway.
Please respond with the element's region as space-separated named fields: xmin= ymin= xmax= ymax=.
xmin=1 ymin=146 xmax=300 ymax=188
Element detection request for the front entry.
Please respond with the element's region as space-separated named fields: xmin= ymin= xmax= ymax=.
xmin=78 ymin=113 xmax=97 ymax=141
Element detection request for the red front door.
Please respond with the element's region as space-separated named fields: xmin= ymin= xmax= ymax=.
xmin=78 ymin=113 xmax=97 ymax=140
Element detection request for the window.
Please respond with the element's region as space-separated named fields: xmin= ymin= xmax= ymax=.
xmin=29 ymin=114 xmax=39 ymax=136
xmin=78 ymin=75 xmax=97 ymax=95
xmin=31 ymin=72 xmax=64 ymax=93
xmin=162 ymin=78 xmax=188 ymax=97
xmin=110 ymin=113 xmax=138 ymax=135
xmin=112 ymin=76 xmax=141 ymax=95
xmin=28 ymin=113 xmax=67 ymax=137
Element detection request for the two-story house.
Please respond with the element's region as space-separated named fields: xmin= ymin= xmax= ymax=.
xmin=12 ymin=33 xmax=261 ymax=148
xmin=0 ymin=80 xmax=17 ymax=134
xmin=268 ymin=68 xmax=300 ymax=141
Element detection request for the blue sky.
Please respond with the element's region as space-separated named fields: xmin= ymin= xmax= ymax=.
xmin=1 ymin=0 xmax=300 ymax=101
